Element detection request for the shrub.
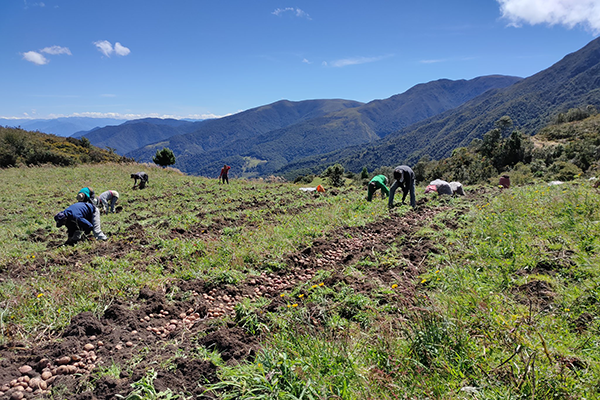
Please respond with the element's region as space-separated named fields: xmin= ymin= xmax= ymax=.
xmin=549 ymin=161 xmax=583 ymax=181
xmin=153 ymin=147 xmax=176 ymax=168
xmin=322 ymin=163 xmax=345 ymax=187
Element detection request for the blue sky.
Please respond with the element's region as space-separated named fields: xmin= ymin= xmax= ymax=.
xmin=1 ymin=0 xmax=599 ymax=120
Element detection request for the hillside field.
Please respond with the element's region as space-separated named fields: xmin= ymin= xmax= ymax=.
xmin=0 ymin=164 xmax=599 ymax=399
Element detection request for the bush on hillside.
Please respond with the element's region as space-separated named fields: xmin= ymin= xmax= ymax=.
xmin=153 ymin=147 xmax=176 ymax=168
xmin=549 ymin=161 xmax=583 ymax=181
xmin=322 ymin=163 xmax=345 ymax=187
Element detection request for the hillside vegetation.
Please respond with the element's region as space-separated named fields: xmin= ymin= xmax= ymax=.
xmin=0 ymin=164 xmax=599 ymax=399
xmin=279 ymin=37 xmax=600 ymax=177
xmin=0 ymin=127 xmax=131 ymax=168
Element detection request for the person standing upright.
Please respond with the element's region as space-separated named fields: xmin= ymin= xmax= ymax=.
xmin=219 ymin=165 xmax=231 ymax=184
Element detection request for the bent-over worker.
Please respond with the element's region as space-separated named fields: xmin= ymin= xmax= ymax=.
xmin=388 ymin=165 xmax=416 ymax=208
xmin=98 ymin=190 xmax=120 ymax=213
xmin=425 ymin=179 xmax=453 ymax=196
xmin=131 ymin=172 xmax=149 ymax=189
xmin=367 ymin=175 xmax=389 ymax=201
xmin=54 ymin=202 xmax=107 ymax=244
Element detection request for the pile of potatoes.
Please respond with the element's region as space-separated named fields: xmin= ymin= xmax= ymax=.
xmin=143 ymin=308 xmax=202 ymax=338
xmin=0 ymin=343 xmax=99 ymax=399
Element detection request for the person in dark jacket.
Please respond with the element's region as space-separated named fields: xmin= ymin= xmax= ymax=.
xmin=366 ymin=175 xmax=390 ymax=201
xmin=219 ymin=165 xmax=231 ymax=184
xmin=54 ymin=202 xmax=107 ymax=244
xmin=131 ymin=172 xmax=149 ymax=189
xmin=388 ymin=165 xmax=416 ymax=209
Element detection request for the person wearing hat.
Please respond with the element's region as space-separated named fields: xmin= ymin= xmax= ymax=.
xmin=76 ymin=187 xmax=106 ymax=240
xmin=388 ymin=165 xmax=416 ymax=209
xmin=54 ymin=202 xmax=107 ymax=244
xmin=366 ymin=174 xmax=389 ymax=201
xmin=77 ymin=187 xmax=97 ymax=205
xmin=98 ymin=190 xmax=120 ymax=214
xmin=131 ymin=172 xmax=149 ymax=189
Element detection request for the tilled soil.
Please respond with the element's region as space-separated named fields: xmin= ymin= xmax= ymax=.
xmin=0 ymin=199 xmax=460 ymax=399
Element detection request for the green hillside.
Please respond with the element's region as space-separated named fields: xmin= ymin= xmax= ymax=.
xmin=1 ymin=164 xmax=599 ymax=399
xmin=125 ymin=77 xmax=520 ymax=177
xmin=280 ymin=37 xmax=600 ymax=177
xmin=0 ymin=126 xmax=131 ymax=167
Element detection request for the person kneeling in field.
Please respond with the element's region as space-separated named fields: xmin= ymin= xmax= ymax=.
xmin=366 ymin=174 xmax=389 ymax=201
xmin=98 ymin=190 xmax=120 ymax=214
xmin=54 ymin=202 xmax=108 ymax=244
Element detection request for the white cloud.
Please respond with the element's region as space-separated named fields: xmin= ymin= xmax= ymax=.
xmin=60 ymin=112 xmax=224 ymax=120
xmin=420 ymin=59 xmax=446 ymax=64
xmin=40 ymin=45 xmax=71 ymax=55
xmin=272 ymin=7 xmax=311 ymax=20
xmin=302 ymin=58 xmax=311 ymax=64
xmin=23 ymin=1 xmax=45 ymax=8
xmin=114 ymin=42 xmax=131 ymax=56
xmin=94 ymin=40 xmax=131 ymax=57
xmin=22 ymin=51 xmax=49 ymax=65
xmin=94 ymin=40 xmax=114 ymax=57
xmin=497 ymin=0 xmax=600 ymax=33
xmin=326 ymin=55 xmax=389 ymax=68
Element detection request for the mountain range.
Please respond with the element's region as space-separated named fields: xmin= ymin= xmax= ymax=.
xmin=120 ymin=75 xmax=520 ymax=177
xmin=277 ymin=36 xmax=600 ymax=177
xmin=7 ymin=36 xmax=600 ymax=179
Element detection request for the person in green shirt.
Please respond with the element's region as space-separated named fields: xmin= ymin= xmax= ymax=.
xmin=366 ymin=174 xmax=390 ymax=201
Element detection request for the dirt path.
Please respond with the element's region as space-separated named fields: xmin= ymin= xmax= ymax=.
xmin=0 ymin=200 xmax=455 ymax=399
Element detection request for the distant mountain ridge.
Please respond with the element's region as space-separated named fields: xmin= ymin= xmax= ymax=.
xmin=125 ymin=76 xmax=520 ymax=177
xmin=278 ymin=36 xmax=600 ymax=176
xmin=125 ymin=99 xmax=365 ymax=169
xmin=0 ymin=117 xmax=127 ymax=137
xmin=79 ymin=118 xmax=206 ymax=155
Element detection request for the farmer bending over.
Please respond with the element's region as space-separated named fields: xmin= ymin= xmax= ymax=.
xmin=366 ymin=174 xmax=389 ymax=201
xmin=54 ymin=202 xmax=107 ymax=244
xmin=388 ymin=165 xmax=416 ymax=209
xmin=98 ymin=190 xmax=120 ymax=214
xmin=424 ymin=179 xmax=453 ymax=196
xmin=131 ymin=172 xmax=149 ymax=189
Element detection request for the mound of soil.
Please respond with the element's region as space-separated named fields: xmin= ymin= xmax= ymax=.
xmin=0 ymin=200 xmax=455 ymax=399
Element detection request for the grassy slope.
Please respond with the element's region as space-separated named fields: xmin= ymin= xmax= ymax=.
xmin=0 ymin=164 xmax=599 ymax=399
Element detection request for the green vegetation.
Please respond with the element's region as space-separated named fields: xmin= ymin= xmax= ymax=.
xmin=400 ymin=111 xmax=600 ymax=186
xmin=1 ymin=163 xmax=599 ymax=398
xmin=0 ymin=127 xmax=131 ymax=168
xmin=153 ymin=147 xmax=176 ymax=168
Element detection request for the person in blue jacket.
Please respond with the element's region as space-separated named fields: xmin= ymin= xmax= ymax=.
xmin=55 ymin=202 xmax=107 ymax=244
xmin=388 ymin=165 xmax=416 ymax=209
